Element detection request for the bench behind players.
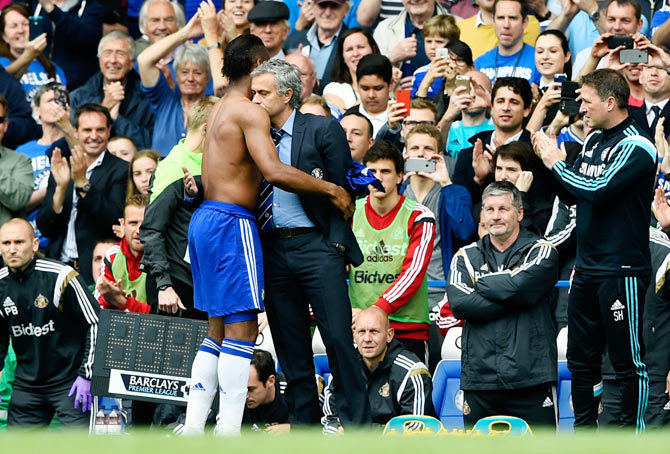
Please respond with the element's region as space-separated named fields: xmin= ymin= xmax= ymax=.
xmin=0 ymin=218 xmax=99 ymax=428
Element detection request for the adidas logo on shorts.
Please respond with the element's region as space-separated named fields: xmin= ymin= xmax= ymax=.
xmin=610 ymin=300 xmax=625 ymax=311
xmin=192 ymin=382 xmax=206 ymax=391
xmin=542 ymin=397 xmax=553 ymax=408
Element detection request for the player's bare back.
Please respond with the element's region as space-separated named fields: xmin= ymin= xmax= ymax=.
xmin=201 ymin=92 xmax=272 ymax=212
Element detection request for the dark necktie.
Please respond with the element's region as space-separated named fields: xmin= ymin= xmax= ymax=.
xmin=257 ymin=128 xmax=284 ymax=233
xmin=650 ymin=105 xmax=662 ymax=133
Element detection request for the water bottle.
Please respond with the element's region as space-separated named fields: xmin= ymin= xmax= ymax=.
xmin=107 ymin=406 xmax=122 ymax=435
xmin=94 ymin=409 xmax=107 ymax=435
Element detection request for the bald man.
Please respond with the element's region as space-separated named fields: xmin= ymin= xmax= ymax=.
xmin=284 ymin=53 xmax=343 ymax=119
xmin=321 ymin=307 xmax=435 ymax=432
xmin=0 ymin=218 xmax=99 ymax=428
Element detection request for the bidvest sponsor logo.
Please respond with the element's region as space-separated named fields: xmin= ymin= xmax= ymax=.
xmin=353 ymin=270 xmax=399 ymax=284
xmin=11 ymin=320 xmax=55 ymax=337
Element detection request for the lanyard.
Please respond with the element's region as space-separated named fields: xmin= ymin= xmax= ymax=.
xmin=494 ymin=45 xmax=525 ymax=80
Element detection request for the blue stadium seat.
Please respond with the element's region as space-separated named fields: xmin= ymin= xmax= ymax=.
xmin=313 ymin=353 xmax=331 ymax=384
xmin=432 ymin=359 xmax=464 ymax=431
xmin=557 ymin=360 xmax=574 ymax=432
xmin=383 ymin=415 xmax=444 ymax=435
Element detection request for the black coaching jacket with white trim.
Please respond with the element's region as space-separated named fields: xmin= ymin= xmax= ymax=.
xmin=0 ymin=258 xmax=99 ymax=390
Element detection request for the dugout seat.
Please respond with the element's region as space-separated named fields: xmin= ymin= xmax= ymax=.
xmin=471 ymin=415 xmax=532 ymax=436
xmin=383 ymin=415 xmax=444 ymax=435
xmin=557 ymin=360 xmax=574 ymax=432
xmin=440 ymin=327 xmax=462 ymax=360
xmin=432 ymin=358 xmax=464 ymax=431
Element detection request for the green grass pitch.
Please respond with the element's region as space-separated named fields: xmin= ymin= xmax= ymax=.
xmin=2 ymin=428 xmax=669 ymax=454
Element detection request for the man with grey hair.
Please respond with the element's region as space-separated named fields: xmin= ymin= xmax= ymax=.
xmin=135 ymin=0 xmax=186 ymax=54
xmin=446 ymin=180 xmax=559 ymax=431
xmin=138 ymin=14 xmax=210 ymax=155
xmin=250 ymin=59 xmax=371 ymax=427
xmin=70 ymin=30 xmax=154 ymax=148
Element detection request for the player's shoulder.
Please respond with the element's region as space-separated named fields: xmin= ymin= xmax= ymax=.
xmin=34 ymin=258 xmax=77 ymax=276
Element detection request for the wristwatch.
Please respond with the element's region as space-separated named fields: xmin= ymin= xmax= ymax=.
xmin=75 ymin=182 xmax=91 ymax=193
xmin=589 ymin=9 xmax=601 ymax=22
xmin=207 ymin=42 xmax=221 ymax=50
xmin=157 ymin=284 xmax=172 ymax=292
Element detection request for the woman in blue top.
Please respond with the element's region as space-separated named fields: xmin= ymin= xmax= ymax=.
xmin=0 ymin=3 xmax=66 ymax=105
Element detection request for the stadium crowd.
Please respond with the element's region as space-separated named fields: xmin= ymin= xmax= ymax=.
xmin=0 ymin=0 xmax=669 ymax=435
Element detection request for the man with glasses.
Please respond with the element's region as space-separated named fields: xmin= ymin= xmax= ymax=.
xmin=376 ymin=98 xmax=439 ymax=152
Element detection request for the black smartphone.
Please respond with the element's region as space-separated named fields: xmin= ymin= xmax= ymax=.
xmin=28 ymin=16 xmax=46 ymax=41
xmin=560 ymin=81 xmax=581 ymax=115
xmin=608 ymin=36 xmax=634 ymax=49
xmin=620 ymin=49 xmax=648 ymax=64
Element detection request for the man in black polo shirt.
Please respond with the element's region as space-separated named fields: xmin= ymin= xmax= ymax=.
xmin=243 ymin=349 xmax=290 ymax=433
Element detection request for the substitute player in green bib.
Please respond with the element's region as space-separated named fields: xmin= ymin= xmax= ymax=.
xmin=349 ymin=141 xmax=435 ymax=363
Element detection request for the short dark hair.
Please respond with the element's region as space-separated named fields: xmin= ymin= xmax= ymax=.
xmin=251 ymin=349 xmax=276 ymax=384
xmin=356 ymin=54 xmax=392 ymax=85
xmin=493 ymin=0 xmax=528 ymax=18
xmin=492 ymin=77 xmax=533 ymax=109
xmin=73 ymin=103 xmax=113 ymax=128
xmin=341 ymin=111 xmax=374 ymax=139
xmin=363 ymin=140 xmax=404 ymax=175
xmin=446 ymin=40 xmax=473 ymax=67
xmin=125 ymin=193 xmax=148 ymax=211
xmin=494 ymin=141 xmax=534 ymax=172
xmin=607 ymin=0 xmax=641 ymax=20
xmin=581 ymin=69 xmax=629 ymax=109
xmin=223 ymin=34 xmax=269 ymax=82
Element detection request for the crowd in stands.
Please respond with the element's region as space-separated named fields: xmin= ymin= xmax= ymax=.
xmin=0 ymin=0 xmax=670 ymax=434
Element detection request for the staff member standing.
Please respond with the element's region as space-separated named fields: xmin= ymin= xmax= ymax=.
xmin=534 ymin=68 xmax=657 ymax=432
xmin=0 ymin=218 xmax=99 ymax=427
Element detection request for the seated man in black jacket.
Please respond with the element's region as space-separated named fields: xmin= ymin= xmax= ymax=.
xmin=446 ymin=181 xmax=559 ymax=430
xmin=243 ymin=349 xmax=290 ymax=433
xmin=321 ymin=307 xmax=435 ymax=432
xmin=70 ymin=30 xmax=154 ymax=149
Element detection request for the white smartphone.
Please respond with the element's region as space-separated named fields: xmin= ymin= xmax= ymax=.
xmin=405 ymin=158 xmax=436 ymax=173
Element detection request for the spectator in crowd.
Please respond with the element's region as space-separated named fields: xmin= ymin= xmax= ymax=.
xmin=138 ymin=14 xmax=210 ymax=155
xmin=22 ymin=0 xmax=104 ymax=90
xmin=299 ymin=95 xmax=332 ymax=116
xmin=0 ymin=65 xmax=39 ymax=149
xmin=15 ymin=82 xmax=68 ymax=248
xmin=284 ymin=0 xmax=350 ymax=91
xmin=284 ymin=52 xmax=343 ymax=118
xmin=217 ymin=0 xmax=256 ymax=48
xmin=628 ymin=50 xmax=670 ymax=139
xmin=70 ymin=31 xmax=154 ymax=149
xmin=474 ymin=0 xmax=541 ymax=84
xmin=378 ymin=97 xmax=438 ymax=152
xmin=249 ymin=0 xmax=291 ymax=60
xmin=36 ymin=104 xmax=129 ymax=285
xmin=249 ymin=59 xmax=370 ymax=428
xmin=323 ymin=27 xmax=379 ymax=111
xmin=349 ymin=141 xmax=435 ymax=361
xmin=452 ymin=77 xmax=533 ymax=205
xmin=458 ymin=0 xmax=541 ymax=59
xmin=346 ymin=54 xmax=392 ymax=137
xmin=136 ymin=0 xmax=185 ymax=55
xmin=446 ymin=181 xmax=559 ymax=430
xmin=322 ymin=307 xmax=435 ymax=432
xmin=573 ymin=0 xmax=644 ymax=78
xmin=140 ymin=97 xmax=217 ymax=320
xmin=107 ymin=135 xmax=138 ymax=162
xmin=340 ymin=111 xmax=374 ymax=162
xmin=526 ymin=30 xmax=572 ymax=131
xmin=357 ymin=0 xmax=405 ymax=27
xmin=599 ymin=227 xmax=670 ymax=429
xmin=410 ymin=14 xmax=460 ymax=99
xmin=546 ymin=0 xmax=608 ymax=60
xmin=242 ymin=349 xmax=290 ymax=433
xmin=441 ymin=70 xmax=494 ymax=159
xmin=0 ymin=3 xmax=66 ymax=104
xmin=0 ymin=218 xmax=99 ymax=428
xmin=492 ymin=142 xmax=553 ymax=234
xmin=372 ymin=0 xmax=450 ymax=86
xmin=533 ymin=69 xmax=656 ymax=431
xmin=401 ymin=125 xmax=475 ymax=370
xmin=95 ymin=194 xmax=150 ymax=313
xmin=127 ymin=149 xmax=161 ymax=198
xmin=0 ymin=95 xmax=33 ymax=227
